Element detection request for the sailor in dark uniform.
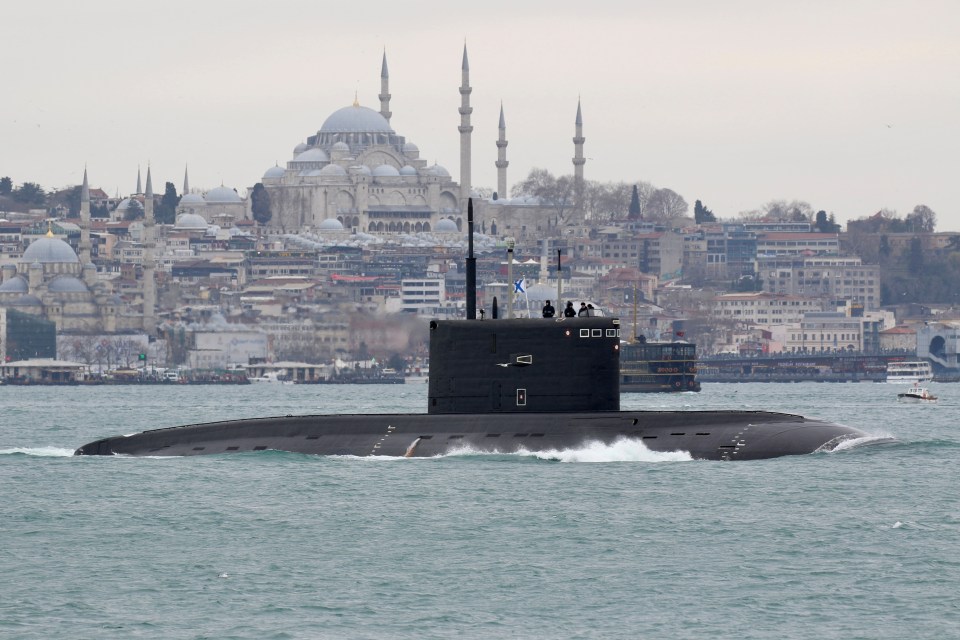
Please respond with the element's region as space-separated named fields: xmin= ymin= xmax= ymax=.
xmin=542 ymin=300 xmax=555 ymax=318
xmin=563 ymin=301 xmax=577 ymax=317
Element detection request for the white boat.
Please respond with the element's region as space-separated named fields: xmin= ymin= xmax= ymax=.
xmin=248 ymin=371 xmax=293 ymax=385
xmin=886 ymin=361 xmax=933 ymax=383
xmin=897 ymin=384 xmax=938 ymax=403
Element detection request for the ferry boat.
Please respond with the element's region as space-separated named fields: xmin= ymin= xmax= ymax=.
xmin=620 ymin=340 xmax=700 ymax=393
xmin=886 ymin=361 xmax=934 ymax=384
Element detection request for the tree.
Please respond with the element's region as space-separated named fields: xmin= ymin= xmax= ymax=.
xmin=12 ymin=182 xmax=46 ymax=207
xmin=762 ymin=199 xmax=813 ymax=222
xmin=0 ymin=176 xmax=12 ymax=195
xmin=908 ymin=236 xmax=924 ymax=274
xmin=66 ymin=185 xmax=82 ymax=218
xmin=628 ymin=185 xmax=641 ymax=220
xmin=645 ymin=188 xmax=688 ymax=221
xmin=906 ymin=204 xmax=936 ymax=233
xmin=511 ymin=168 xmax=576 ymax=224
xmin=157 ymin=182 xmax=180 ymax=224
xmin=694 ymin=199 xmax=716 ymax=224
xmin=123 ymin=199 xmax=144 ymax=221
xmin=251 ymin=183 xmax=272 ymax=226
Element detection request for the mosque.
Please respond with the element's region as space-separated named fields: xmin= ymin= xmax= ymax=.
xmin=0 ymin=169 xmax=154 ymax=334
xmin=258 ymin=47 xmax=587 ymax=239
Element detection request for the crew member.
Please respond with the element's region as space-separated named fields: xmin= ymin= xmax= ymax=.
xmin=564 ymin=302 xmax=576 ymax=317
xmin=542 ymin=300 xmax=555 ymax=318
xmin=577 ymin=302 xmax=588 ymax=317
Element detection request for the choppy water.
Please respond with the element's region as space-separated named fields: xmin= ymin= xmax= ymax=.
xmin=2 ymin=382 xmax=959 ymax=639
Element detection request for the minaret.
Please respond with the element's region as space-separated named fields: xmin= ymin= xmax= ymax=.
xmin=79 ymin=167 xmax=92 ymax=264
xmin=458 ymin=44 xmax=473 ymax=208
xmin=142 ymin=167 xmax=157 ymax=333
xmin=495 ymin=103 xmax=509 ymax=199
xmin=379 ymin=50 xmax=392 ymax=125
xmin=572 ymin=98 xmax=586 ymax=217
xmin=136 ymin=166 xmax=142 ymax=195
xmin=183 ymin=164 xmax=190 ymax=195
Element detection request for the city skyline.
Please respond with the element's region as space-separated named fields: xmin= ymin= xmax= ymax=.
xmin=3 ymin=1 xmax=958 ymax=228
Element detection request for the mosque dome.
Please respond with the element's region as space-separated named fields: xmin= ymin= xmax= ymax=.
xmin=371 ymin=164 xmax=400 ymax=178
xmin=320 ymin=104 xmax=393 ymax=134
xmin=48 ymin=276 xmax=89 ymax=293
xmin=350 ymin=165 xmax=372 ymax=176
xmin=425 ymin=164 xmax=450 ymax=177
xmin=318 ymin=218 xmax=345 ymax=231
xmin=319 ymin=164 xmax=347 ymax=177
xmin=10 ymin=294 xmax=42 ymax=307
xmin=0 ymin=275 xmax=28 ymax=293
xmin=435 ymin=218 xmax=458 ymax=232
xmin=399 ymin=165 xmax=418 ymax=176
xmin=294 ymin=148 xmax=330 ymax=163
xmin=180 ymin=192 xmax=205 ymax=206
xmin=293 ymin=142 xmax=309 ymax=154
xmin=175 ymin=213 xmax=209 ymax=230
xmin=263 ymin=165 xmax=285 ymax=179
xmin=22 ymin=236 xmax=80 ymax=264
xmin=402 ymin=142 xmax=419 ymax=155
xmin=205 ymin=186 xmax=243 ymax=203
xmin=332 ymin=141 xmax=350 ymax=152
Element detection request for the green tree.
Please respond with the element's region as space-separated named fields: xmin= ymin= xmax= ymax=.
xmin=12 ymin=182 xmax=46 ymax=207
xmin=157 ymin=182 xmax=180 ymax=224
xmin=123 ymin=199 xmax=144 ymax=221
xmin=628 ymin=185 xmax=641 ymax=220
xmin=694 ymin=199 xmax=716 ymax=224
xmin=0 ymin=176 xmax=12 ymax=195
xmin=908 ymin=236 xmax=924 ymax=274
xmin=66 ymin=185 xmax=82 ymax=218
xmin=251 ymin=183 xmax=272 ymax=226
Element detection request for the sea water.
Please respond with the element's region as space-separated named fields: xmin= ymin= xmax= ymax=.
xmin=2 ymin=382 xmax=958 ymax=639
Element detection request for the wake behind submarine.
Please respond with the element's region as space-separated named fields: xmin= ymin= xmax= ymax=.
xmin=75 ymin=202 xmax=882 ymax=461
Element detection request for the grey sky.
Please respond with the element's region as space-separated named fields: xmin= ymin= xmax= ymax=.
xmin=2 ymin=0 xmax=957 ymax=228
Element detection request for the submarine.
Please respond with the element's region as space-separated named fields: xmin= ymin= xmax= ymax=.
xmin=75 ymin=201 xmax=880 ymax=461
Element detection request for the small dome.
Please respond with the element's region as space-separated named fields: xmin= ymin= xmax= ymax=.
xmin=332 ymin=141 xmax=350 ymax=152
xmin=10 ymin=294 xmax=42 ymax=307
xmin=0 ymin=275 xmax=28 ymax=293
xmin=319 ymin=218 xmax=345 ymax=231
xmin=48 ymin=275 xmax=89 ymax=293
xmin=22 ymin=236 xmax=80 ymax=264
xmin=426 ymin=164 xmax=450 ymax=177
xmin=435 ymin=218 xmax=458 ymax=232
xmin=350 ymin=165 xmax=372 ymax=176
xmin=293 ymin=142 xmax=309 ymax=154
xmin=294 ymin=148 xmax=330 ymax=163
xmin=180 ymin=192 xmax=205 ymax=205
xmin=320 ymin=104 xmax=393 ymax=133
xmin=399 ymin=165 xmax=418 ymax=176
xmin=319 ymin=164 xmax=347 ymax=177
xmin=372 ymin=164 xmax=400 ymax=177
xmin=205 ymin=186 xmax=243 ymax=203
xmin=116 ymin=198 xmax=133 ymax=210
xmin=263 ymin=165 xmax=285 ymax=179
xmin=402 ymin=142 xmax=419 ymax=155
xmin=175 ymin=213 xmax=209 ymax=230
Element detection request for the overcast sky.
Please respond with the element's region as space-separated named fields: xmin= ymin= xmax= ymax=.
xmin=2 ymin=1 xmax=958 ymax=228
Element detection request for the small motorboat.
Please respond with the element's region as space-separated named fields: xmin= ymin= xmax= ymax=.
xmin=897 ymin=384 xmax=938 ymax=403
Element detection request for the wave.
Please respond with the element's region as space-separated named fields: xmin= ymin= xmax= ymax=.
xmin=0 ymin=446 xmax=76 ymax=457
xmin=443 ymin=437 xmax=693 ymax=463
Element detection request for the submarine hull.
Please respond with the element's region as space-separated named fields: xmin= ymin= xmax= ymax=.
xmin=74 ymin=410 xmax=874 ymax=461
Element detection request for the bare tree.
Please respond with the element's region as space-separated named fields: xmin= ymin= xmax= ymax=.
xmin=906 ymin=205 xmax=936 ymax=233
xmin=645 ymin=188 xmax=688 ymax=221
xmin=511 ymin=168 xmax=576 ymax=224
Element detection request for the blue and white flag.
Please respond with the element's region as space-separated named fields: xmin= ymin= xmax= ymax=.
xmin=514 ymin=278 xmax=526 ymax=294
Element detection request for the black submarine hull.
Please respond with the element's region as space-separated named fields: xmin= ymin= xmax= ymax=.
xmin=74 ymin=410 xmax=875 ymax=461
